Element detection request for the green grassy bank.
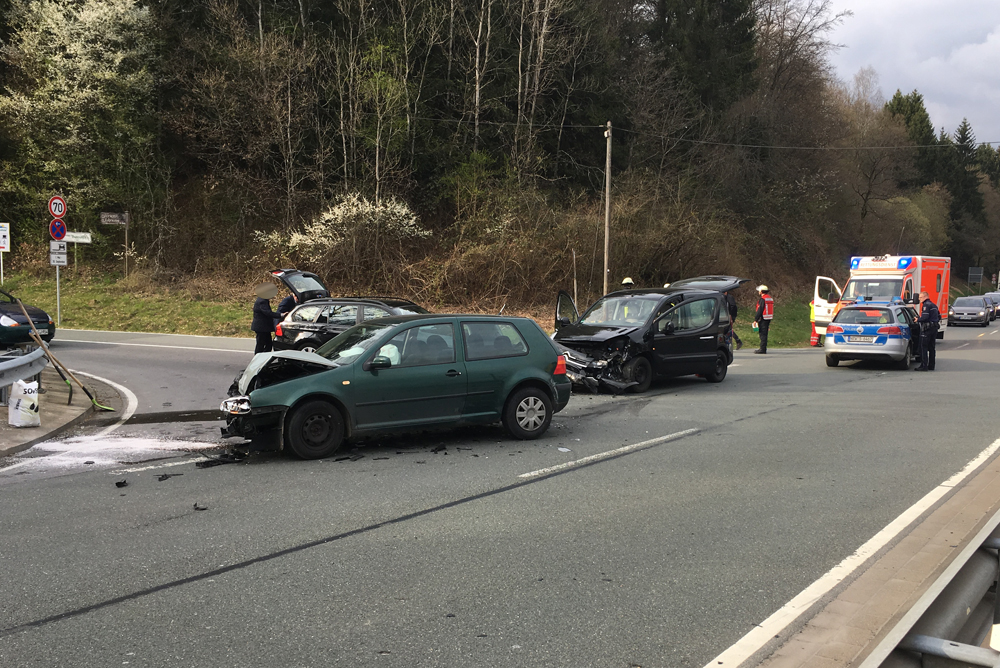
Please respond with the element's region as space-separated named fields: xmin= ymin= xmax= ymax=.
xmin=2 ymin=272 xmax=815 ymax=347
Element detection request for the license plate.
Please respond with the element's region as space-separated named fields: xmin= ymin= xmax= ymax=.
xmin=847 ymin=336 xmax=874 ymax=343
xmin=960 ymin=316 xmax=972 ymax=320
xmin=35 ymin=328 xmax=48 ymax=335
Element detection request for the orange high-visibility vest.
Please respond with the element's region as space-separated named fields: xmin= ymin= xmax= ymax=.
xmin=761 ymin=295 xmax=774 ymax=320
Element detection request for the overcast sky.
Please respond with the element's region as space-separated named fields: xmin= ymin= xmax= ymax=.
xmin=828 ymin=0 xmax=1000 ymax=145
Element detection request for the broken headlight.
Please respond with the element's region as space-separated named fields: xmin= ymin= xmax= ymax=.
xmin=221 ymin=396 xmax=251 ymax=415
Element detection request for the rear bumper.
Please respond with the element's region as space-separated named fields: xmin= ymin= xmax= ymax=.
xmin=553 ymin=380 xmax=572 ymax=413
xmin=825 ymin=339 xmax=909 ymax=361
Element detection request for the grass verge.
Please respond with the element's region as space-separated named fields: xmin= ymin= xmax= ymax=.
xmin=1 ymin=272 xmax=815 ymax=346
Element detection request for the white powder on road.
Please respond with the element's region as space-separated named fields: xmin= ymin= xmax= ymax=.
xmin=0 ymin=435 xmax=219 ymax=475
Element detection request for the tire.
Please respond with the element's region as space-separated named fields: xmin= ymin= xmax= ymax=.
xmin=622 ymin=356 xmax=653 ymax=393
xmin=895 ymin=344 xmax=911 ymax=370
xmin=502 ymin=387 xmax=553 ymax=440
xmin=826 ymin=355 xmax=839 ymax=367
xmin=286 ymin=400 xmax=345 ymax=459
xmin=704 ymin=351 xmax=728 ymax=383
xmin=296 ymin=341 xmax=319 ymax=353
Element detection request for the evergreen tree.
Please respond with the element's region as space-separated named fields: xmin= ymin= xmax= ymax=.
xmin=648 ymin=0 xmax=757 ymax=113
xmin=885 ymin=89 xmax=936 ymax=185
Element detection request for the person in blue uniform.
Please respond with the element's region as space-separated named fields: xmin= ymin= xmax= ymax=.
xmin=914 ymin=290 xmax=940 ymax=371
xmin=277 ymin=292 xmax=298 ymax=319
xmin=251 ymin=283 xmax=282 ymax=354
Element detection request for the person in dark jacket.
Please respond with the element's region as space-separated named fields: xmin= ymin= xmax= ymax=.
xmin=724 ymin=290 xmax=743 ymax=350
xmin=277 ymin=292 xmax=298 ymax=319
xmin=251 ymin=283 xmax=282 ymax=354
xmin=914 ymin=291 xmax=940 ymax=371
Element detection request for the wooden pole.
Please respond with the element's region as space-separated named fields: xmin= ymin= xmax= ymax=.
xmin=603 ymin=121 xmax=612 ymax=295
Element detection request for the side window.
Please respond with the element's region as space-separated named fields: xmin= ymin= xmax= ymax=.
xmin=659 ymin=298 xmax=716 ymax=333
xmin=903 ymin=278 xmax=913 ymax=302
xmin=818 ymin=278 xmax=837 ymax=300
xmin=718 ymin=302 xmax=730 ymax=326
xmin=362 ymin=305 xmax=391 ymax=321
xmin=936 ymin=274 xmax=942 ymax=292
xmin=323 ymin=304 xmax=358 ymax=326
xmin=462 ymin=322 xmax=529 ymax=360
xmin=375 ymin=323 xmax=455 ymax=368
xmin=291 ymin=305 xmax=323 ymax=323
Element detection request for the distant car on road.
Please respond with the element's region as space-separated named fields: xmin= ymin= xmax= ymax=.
xmin=0 ymin=289 xmax=54 ymax=346
xmin=222 ymin=314 xmax=571 ymax=459
xmin=981 ymin=293 xmax=999 ymax=321
xmin=273 ymin=297 xmax=430 ymax=352
xmin=825 ymin=304 xmax=918 ymax=369
xmin=948 ymin=296 xmax=990 ymax=327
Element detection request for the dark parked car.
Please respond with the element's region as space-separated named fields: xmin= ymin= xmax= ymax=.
xmin=948 ymin=296 xmax=990 ymax=326
xmin=0 ymin=289 xmax=54 ymax=346
xmin=222 ymin=314 xmax=572 ymax=458
xmin=273 ymin=297 xmax=430 ymax=352
xmin=553 ymin=276 xmax=748 ymax=393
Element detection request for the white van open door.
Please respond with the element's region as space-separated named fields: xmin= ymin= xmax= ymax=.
xmin=814 ymin=276 xmax=842 ymax=334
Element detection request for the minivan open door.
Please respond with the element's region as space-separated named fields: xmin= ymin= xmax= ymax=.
xmin=555 ymin=290 xmax=579 ymax=331
xmin=813 ymin=276 xmax=842 ymax=334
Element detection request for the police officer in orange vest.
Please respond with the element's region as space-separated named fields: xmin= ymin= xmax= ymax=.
xmin=753 ymin=285 xmax=774 ymax=354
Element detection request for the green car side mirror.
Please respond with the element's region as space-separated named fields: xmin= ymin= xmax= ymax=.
xmin=366 ymin=355 xmax=392 ymax=371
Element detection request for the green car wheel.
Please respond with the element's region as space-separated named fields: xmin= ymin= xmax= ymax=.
xmin=286 ymin=399 xmax=345 ymax=459
xmin=503 ymin=387 xmax=553 ymax=440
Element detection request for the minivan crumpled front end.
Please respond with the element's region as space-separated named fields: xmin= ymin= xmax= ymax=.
xmin=556 ymin=337 xmax=641 ymax=394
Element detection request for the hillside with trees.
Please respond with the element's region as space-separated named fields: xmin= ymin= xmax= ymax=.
xmin=2 ymin=0 xmax=999 ymax=308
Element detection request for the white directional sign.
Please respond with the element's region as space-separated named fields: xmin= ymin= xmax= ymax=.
xmin=0 ymin=223 xmax=9 ymax=252
xmin=63 ymin=232 xmax=92 ymax=244
xmin=49 ymin=253 xmax=67 ymax=266
xmin=50 ymin=240 xmax=67 ymax=253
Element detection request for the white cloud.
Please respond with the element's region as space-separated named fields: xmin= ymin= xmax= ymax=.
xmin=829 ymin=0 xmax=1000 ymax=142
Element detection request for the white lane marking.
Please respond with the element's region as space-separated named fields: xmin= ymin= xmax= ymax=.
xmin=730 ymin=364 xmax=742 ymax=367
xmin=991 ymin=330 xmax=998 ymax=335
xmin=956 ymin=343 xmax=970 ymax=349
xmin=978 ymin=333 xmax=986 ymax=337
xmin=704 ymin=436 xmax=1000 ymax=668
xmin=73 ymin=370 xmax=138 ymax=437
xmin=59 ymin=339 xmax=252 ymax=354
xmin=518 ymin=429 xmax=699 ymax=479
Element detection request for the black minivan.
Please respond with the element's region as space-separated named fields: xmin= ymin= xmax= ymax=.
xmin=553 ymin=276 xmax=748 ymax=393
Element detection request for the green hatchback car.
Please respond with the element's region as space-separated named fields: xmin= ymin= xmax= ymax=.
xmin=222 ymin=314 xmax=572 ymax=459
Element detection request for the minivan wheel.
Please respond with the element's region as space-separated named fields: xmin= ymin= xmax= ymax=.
xmin=826 ymin=355 xmax=839 ymax=367
xmin=286 ymin=400 xmax=345 ymax=459
xmin=502 ymin=387 xmax=553 ymax=440
xmin=623 ymin=356 xmax=653 ymax=393
xmin=704 ymin=351 xmax=728 ymax=383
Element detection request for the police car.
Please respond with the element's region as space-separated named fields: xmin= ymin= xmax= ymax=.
xmin=824 ymin=301 xmax=919 ymax=369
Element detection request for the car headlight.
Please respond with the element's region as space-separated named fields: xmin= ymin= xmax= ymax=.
xmin=0 ymin=315 xmax=19 ymax=327
xmin=220 ymin=396 xmax=251 ymax=414
xmin=980 ymin=311 xmax=986 ymax=316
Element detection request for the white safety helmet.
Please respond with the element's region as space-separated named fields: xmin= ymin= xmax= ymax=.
xmin=756 ymin=284 xmax=769 ymax=293
xmin=621 ymin=277 xmax=634 ymax=286
xmin=662 ymin=282 xmax=671 ymax=289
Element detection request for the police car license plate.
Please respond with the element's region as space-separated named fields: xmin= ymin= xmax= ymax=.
xmin=847 ymin=335 xmax=874 ymax=343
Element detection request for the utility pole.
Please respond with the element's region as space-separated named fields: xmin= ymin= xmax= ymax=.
xmin=603 ymin=121 xmax=612 ymax=295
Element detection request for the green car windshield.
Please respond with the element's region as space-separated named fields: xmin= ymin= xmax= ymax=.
xmin=580 ymin=296 xmax=659 ymax=326
xmin=316 ymin=323 xmax=390 ymax=364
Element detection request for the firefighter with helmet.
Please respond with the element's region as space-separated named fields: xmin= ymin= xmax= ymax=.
xmin=753 ymin=285 xmax=774 ymax=354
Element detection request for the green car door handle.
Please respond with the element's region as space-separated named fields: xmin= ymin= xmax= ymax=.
xmin=446 ymin=369 xmax=462 ymax=377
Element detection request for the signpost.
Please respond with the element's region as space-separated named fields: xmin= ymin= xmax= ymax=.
xmin=0 ymin=222 xmax=8 ymax=284
xmin=968 ymin=267 xmax=984 ymax=288
xmin=49 ymin=199 xmax=69 ymax=325
xmin=101 ymin=211 xmax=130 ymax=278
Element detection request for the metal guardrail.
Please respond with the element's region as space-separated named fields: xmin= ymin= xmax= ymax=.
xmin=880 ymin=528 xmax=1000 ymax=667
xmin=0 ymin=347 xmax=47 ymax=405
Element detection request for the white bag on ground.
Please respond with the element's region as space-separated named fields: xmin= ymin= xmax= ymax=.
xmin=8 ymin=379 xmax=40 ymax=428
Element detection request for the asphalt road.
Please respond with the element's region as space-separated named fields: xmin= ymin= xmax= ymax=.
xmin=1 ymin=324 xmax=999 ymax=667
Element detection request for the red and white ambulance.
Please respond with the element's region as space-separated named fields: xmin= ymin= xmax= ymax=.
xmin=813 ymin=255 xmax=950 ymax=340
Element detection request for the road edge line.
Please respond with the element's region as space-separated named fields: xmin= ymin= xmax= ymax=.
xmin=72 ymin=370 xmax=138 ymax=437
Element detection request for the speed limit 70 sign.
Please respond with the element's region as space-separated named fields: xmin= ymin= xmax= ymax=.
xmin=48 ymin=196 xmax=66 ymax=219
